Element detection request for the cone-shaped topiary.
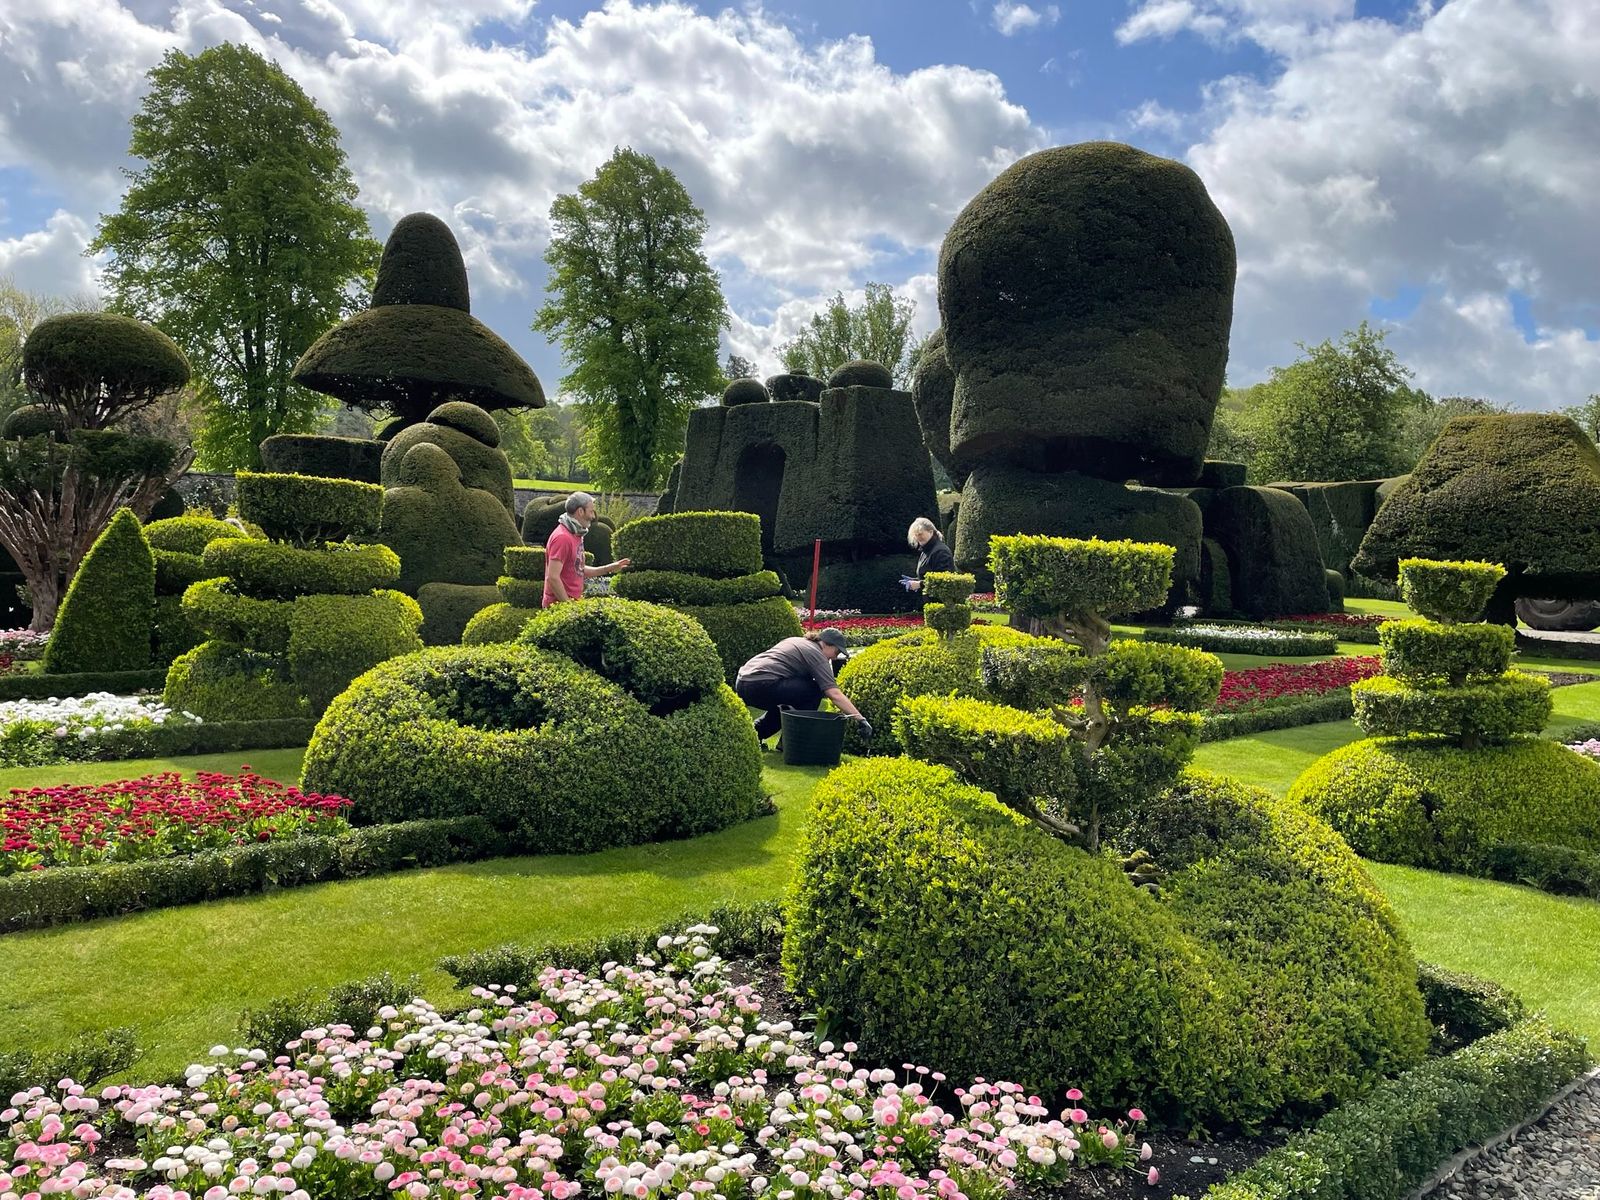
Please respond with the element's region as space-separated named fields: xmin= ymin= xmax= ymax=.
xmin=42 ymin=508 xmax=155 ymax=673
xmin=292 ymin=213 xmax=544 ymax=425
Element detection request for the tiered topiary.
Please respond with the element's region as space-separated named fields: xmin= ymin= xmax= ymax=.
xmin=921 ymin=571 xmax=975 ymax=637
xmin=462 ymin=546 xmax=546 ymax=644
xmin=1290 ymin=559 xmax=1600 ymax=871
xmin=786 ymin=534 xmax=1431 ymax=1127
xmin=612 ymin=511 xmax=802 ymax=680
xmin=145 ymin=514 xmax=259 ymax=666
xmin=301 ymin=597 xmax=765 ymax=853
xmin=164 ymin=472 xmax=423 ymax=720
xmin=41 ymin=509 xmax=155 ymax=674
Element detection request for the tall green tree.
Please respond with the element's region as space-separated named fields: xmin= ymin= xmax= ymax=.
xmin=91 ymin=43 xmax=380 ymax=469
xmin=1562 ymin=394 xmax=1600 ymax=443
xmin=534 ymin=148 xmax=726 ymax=490
xmin=1231 ymin=322 xmax=1418 ymax=482
xmin=1398 ymin=394 xmax=1507 ymax=466
xmin=778 ymin=282 xmax=928 ymax=388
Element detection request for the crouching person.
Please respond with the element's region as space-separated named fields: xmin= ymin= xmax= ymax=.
xmin=734 ymin=628 xmax=871 ymax=746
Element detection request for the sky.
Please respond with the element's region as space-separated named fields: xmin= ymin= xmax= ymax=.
xmin=0 ymin=0 xmax=1597 ymax=410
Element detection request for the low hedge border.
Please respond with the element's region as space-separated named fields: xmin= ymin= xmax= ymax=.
xmin=7 ymin=717 xmax=318 ymax=769
xmin=1199 ymin=693 xmax=1356 ymax=742
xmin=0 ymin=669 xmax=166 ymax=700
xmin=1174 ymin=615 xmax=1386 ymax=646
xmin=1203 ymin=1017 xmax=1589 ymax=1200
xmin=0 ymin=815 xmax=505 ymax=932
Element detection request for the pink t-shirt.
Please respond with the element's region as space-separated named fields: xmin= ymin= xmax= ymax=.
xmin=543 ymin=523 xmax=584 ymax=607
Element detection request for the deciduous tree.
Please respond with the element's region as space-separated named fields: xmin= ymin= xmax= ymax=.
xmin=779 ymin=282 xmax=928 ymax=389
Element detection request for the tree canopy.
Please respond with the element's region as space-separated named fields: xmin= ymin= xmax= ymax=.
xmin=91 ymin=43 xmax=380 ymax=469
xmin=534 ymin=147 xmax=726 ymax=490
xmin=778 ymin=282 xmax=928 ymax=390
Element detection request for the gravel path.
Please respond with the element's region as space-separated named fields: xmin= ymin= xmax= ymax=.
xmin=1433 ymin=1073 xmax=1600 ymax=1198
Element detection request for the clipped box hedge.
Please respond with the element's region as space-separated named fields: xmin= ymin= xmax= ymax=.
xmin=613 ymin=511 xmax=764 ymax=578
xmin=1198 ymin=692 xmax=1355 ymax=742
xmin=0 ymin=815 xmax=503 ymax=931
xmin=0 ymin=669 xmax=167 ymax=701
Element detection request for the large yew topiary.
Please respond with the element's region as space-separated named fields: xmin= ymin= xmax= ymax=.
xmin=938 ymin=142 xmax=1235 ymax=485
xmin=379 ymin=436 xmax=521 ymax=599
xmin=145 ymin=514 xmax=260 ymax=666
xmin=41 ymin=508 xmax=155 ymax=673
xmin=22 ymin=312 xmax=189 ymax=430
xmin=909 ymin=329 xmax=964 ymax=488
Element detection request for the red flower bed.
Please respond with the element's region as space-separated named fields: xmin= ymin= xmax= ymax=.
xmin=801 ymin=615 xmax=924 ymax=631
xmin=2 ymin=770 xmax=353 ymax=874
xmin=1217 ymin=656 xmax=1382 ymax=712
xmin=1272 ymin=613 xmax=1389 ymax=629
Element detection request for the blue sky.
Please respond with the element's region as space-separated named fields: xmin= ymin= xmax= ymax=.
xmin=0 ymin=0 xmax=1596 ymax=408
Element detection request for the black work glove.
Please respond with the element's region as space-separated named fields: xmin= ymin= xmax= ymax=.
xmin=854 ymin=717 xmax=874 ymax=740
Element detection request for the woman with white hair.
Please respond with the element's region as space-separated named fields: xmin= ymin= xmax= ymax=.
xmin=905 ymin=516 xmax=955 ymax=592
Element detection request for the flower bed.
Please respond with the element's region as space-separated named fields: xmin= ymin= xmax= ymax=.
xmin=0 ymin=693 xmax=200 ymax=769
xmin=1 ymin=771 xmax=351 ymax=875
xmin=1217 ymin=657 xmax=1382 ymax=713
xmin=0 ymin=929 xmax=1160 ymax=1199
xmin=0 ymin=630 xmax=48 ymax=662
xmin=1146 ymin=624 xmax=1338 ymax=657
xmin=802 ymin=614 xmax=926 ymax=646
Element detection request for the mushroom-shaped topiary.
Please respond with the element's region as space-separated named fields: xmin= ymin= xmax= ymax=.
xmin=827 ymin=360 xmax=894 ymax=390
xmin=1 ymin=404 xmax=68 ymax=441
xmin=721 ymin=378 xmax=770 ymax=406
xmin=765 ymin=374 xmax=826 ymax=403
xmin=22 ymin=312 xmax=190 ymax=430
xmin=292 ymin=213 xmax=545 ymax=427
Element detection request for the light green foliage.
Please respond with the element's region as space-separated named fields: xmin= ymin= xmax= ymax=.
xmin=1378 ymin=619 xmax=1514 ymax=685
xmin=164 ymin=641 xmax=308 ymax=720
xmin=979 ymin=641 xmax=1088 ymax=711
xmin=1098 ymin=638 xmax=1223 ymax=712
xmin=519 ymin=597 xmax=725 ymax=709
xmin=1350 ymin=673 xmax=1551 ymax=743
xmin=42 ymin=509 xmax=155 ymax=673
xmin=1145 ymin=624 xmax=1338 ymax=657
xmin=613 ymin=511 xmax=764 ymax=578
xmin=182 ymin=578 xmax=297 ymax=652
xmin=497 ymin=577 xmax=542 ymax=608
xmin=145 ymin=515 xmax=242 ymax=556
xmin=90 ymin=43 xmax=380 ymax=469
xmin=923 ymin=601 xmax=971 ymax=636
xmin=614 ymin=568 xmax=782 ymax=607
xmin=201 ymin=539 xmax=399 ymax=600
xmin=989 ymin=535 xmax=1173 ymax=629
xmin=777 ymin=282 xmax=928 ymax=390
xmin=234 ymin=471 xmax=383 ymax=546
xmin=461 ymin=602 xmax=540 ymax=646
xmin=534 ymin=148 xmax=727 ymax=489
xmin=287 ymin=590 xmax=423 ymax=712
xmin=1397 ymin=558 xmax=1506 ymax=624
xmin=672 ymin=597 xmax=805 ymax=683
xmin=921 ymin=572 xmax=975 ymax=603
xmin=502 ymin=546 xmax=546 ymax=581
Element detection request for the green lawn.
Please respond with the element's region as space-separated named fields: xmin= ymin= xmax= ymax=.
xmin=512 ymin=478 xmax=586 ymax=491
xmin=0 ymin=748 xmax=309 ymax=792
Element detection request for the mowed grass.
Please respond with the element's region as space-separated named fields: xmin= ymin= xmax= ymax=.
xmin=0 ymin=748 xmax=309 ymax=793
xmin=0 ymin=760 xmax=828 ymax=1079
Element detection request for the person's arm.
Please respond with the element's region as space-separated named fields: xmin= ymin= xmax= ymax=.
xmin=544 ymin=549 xmax=570 ymax=602
xmin=581 ymin=557 xmax=632 ymax=578
xmin=824 ymin=686 xmax=862 ymax=719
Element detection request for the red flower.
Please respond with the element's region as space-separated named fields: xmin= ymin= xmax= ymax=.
xmin=1216 ymin=656 xmax=1381 ymax=712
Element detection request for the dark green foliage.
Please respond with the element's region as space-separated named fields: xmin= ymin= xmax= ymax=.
xmin=614 ymin=568 xmax=782 ymax=606
xmin=922 ymin=571 xmax=974 ymax=603
xmin=372 ymin=213 xmax=470 ymax=310
xmin=810 ymin=556 xmax=922 ymax=614
xmin=722 ymin=378 xmax=769 ymax=405
xmin=0 ymin=1028 xmax=140 ymax=1100
xmin=503 ymin=545 xmax=547 ymax=581
xmin=287 ymin=590 xmax=424 ymax=711
xmin=153 ymin=591 xmax=205 ymax=664
xmin=1205 ymin=486 xmax=1332 ymax=617
xmin=1098 ymin=638 xmax=1224 ymax=711
xmin=1481 ymin=842 xmax=1600 ymax=899
xmin=785 ymin=759 xmax=1428 ymax=1126
xmin=235 ymin=471 xmax=383 ymax=545
xmin=615 ymin=511 xmax=764 ymax=577
xmin=0 ymin=815 xmax=499 ymax=932
xmin=165 ymin=641 xmax=309 ymax=720
xmin=381 ymin=403 xmax=515 ymax=514
xmin=765 ymin=374 xmax=825 ymax=403
xmin=240 ymin=972 xmax=422 ymax=1056
xmin=442 ymin=898 xmax=785 ymax=992
xmin=497 ymin=576 xmax=543 ymax=608
xmin=150 ymin=486 xmax=185 ymax=520
xmin=1199 ymin=536 xmax=1232 ymax=613
xmin=1 ymin=404 xmax=66 ymax=439
xmin=1325 ymin=568 xmax=1345 ymax=608
xmin=1350 ymin=672 xmax=1551 ymax=742
xmin=462 ymin=602 xmax=541 ymax=645
xmin=955 ymin=467 xmax=1201 ymax=604
xmin=674 ymin=596 xmax=804 ymax=681
xmin=1379 ymin=618 xmax=1514 ymax=684
xmin=21 ymin=312 xmax=190 ymax=428
xmin=294 ymin=214 xmax=544 ymax=423
xmin=42 ymin=509 xmax=155 ymax=673
xmin=939 ymin=142 xmax=1234 ymax=484
xmin=836 ymin=624 xmax=1035 ymax=751
xmin=519 ymin=496 xmax=568 ymax=544
xmin=380 ymin=442 xmax=520 ymax=594
xmin=417 ymin=582 xmax=501 ymax=645
xmin=202 ymin=539 xmax=400 ymax=600
xmin=989 ymin=533 xmax=1173 ymax=622
xmin=1355 ymin=414 xmax=1600 ymax=601
xmin=300 ymin=639 xmax=763 ymax=852
xmin=910 ymin=329 xmax=964 ymax=486
xmin=895 ymin=693 xmax=1076 ymax=819
xmin=0 ymin=669 xmax=167 ymax=701
xmin=64 ymin=428 xmax=180 ymax=481
xmin=1206 ymin=1019 xmax=1588 ymax=1200
xmin=260 ymin=433 xmax=383 ymax=482
xmin=520 ymin=597 xmax=725 ymax=708
xmin=1199 ymin=459 xmax=1247 ymax=488
xmin=1416 ymin=963 xmax=1526 ymax=1054
xmin=145 ymin=514 xmax=244 ymax=556
xmin=924 ymin=601 xmax=971 ymax=636
xmin=979 ymin=640 xmax=1086 ymax=711
xmin=1269 ymin=480 xmax=1380 ymax=578
xmin=1398 ymin=557 xmax=1506 ymax=623
xmin=1289 ymin=737 xmax=1600 ymax=869
xmin=1145 ymin=624 xmax=1338 ymax=656
xmin=827 ymin=360 xmax=893 ymax=389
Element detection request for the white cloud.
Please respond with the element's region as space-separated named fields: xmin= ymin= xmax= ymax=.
xmin=992 ymin=2 xmax=1061 ymax=37
xmin=0 ymin=211 xmax=101 ymax=299
xmin=1116 ymin=0 xmax=1352 ymax=50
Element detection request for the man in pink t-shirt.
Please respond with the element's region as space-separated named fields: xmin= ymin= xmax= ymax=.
xmin=543 ymin=491 xmax=631 ymax=607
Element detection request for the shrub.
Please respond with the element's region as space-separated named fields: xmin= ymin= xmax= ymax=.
xmin=1416 ymin=962 xmax=1525 ymax=1054
xmin=674 ymin=595 xmax=804 ymax=682
xmin=1200 ymin=693 xmax=1355 ymax=742
xmin=980 ymin=640 xmax=1087 ymax=710
xmin=502 ymin=545 xmax=546 ymax=581
xmin=1205 ymin=485 xmax=1333 ymax=618
xmin=0 ymin=1028 xmax=140 ymax=1101
xmin=923 ymin=601 xmax=971 ymax=636
xmin=165 ymin=641 xmax=309 ymax=721
xmin=21 ymin=311 xmax=189 ymax=426
xmin=1398 ymin=557 xmax=1506 ymax=623
xmin=1288 ymin=737 xmax=1600 ymax=869
xmin=519 ymin=597 xmax=725 ymax=709
xmin=0 ymin=669 xmax=166 ymax=701
xmin=1 ymin=403 xmax=67 ymax=440
xmin=497 ymin=575 xmax=543 ymax=608
xmin=613 ymin=511 xmax=764 ymax=578
xmin=417 ymin=581 xmax=501 ymax=645
xmin=235 ymin=471 xmax=383 ymax=545
xmin=1144 ymin=623 xmax=1337 ymax=657
xmin=202 ymin=538 xmax=400 ymax=600
xmin=238 ymin=972 xmax=420 ymax=1056
xmin=1377 ymin=618 xmax=1513 ymax=684
xmin=922 ymin=571 xmax=975 ymax=603
xmin=153 ymin=548 xmax=212 ymax=593
xmin=183 ymin=578 xmax=297 ymax=652
xmin=258 ymin=433 xmax=383 ymax=483
xmin=1350 ymin=672 xmax=1551 ymax=743
xmin=380 ymin=441 xmax=521 ymax=594
xmin=1480 ymin=841 xmax=1600 ymax=899
xmin=461 ymin=602 xmax=540 ymax=645
xmin=614 ymin=568 xmax=783 ymax=607
xmin=144 ymin=514 xmax=244 ymax=556
xmin=989 ymin=534 xmax=1172 ymax=629
xmin=301 ymin=630 xmax=764 ymax=853
xmin=287 ymin=590 xmax=424 ymax=712
xmin=42 ymin=509 xmax=154 ymax=674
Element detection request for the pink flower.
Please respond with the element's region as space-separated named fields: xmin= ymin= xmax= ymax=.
xmin=1101 ymin=1131 xmax=1119 ymax=1150
xmin=1069 ymin=1108 xmax=1088 ymax=1124
xmin=1127 ymin=1108 xmax=1144 ymax=1122
xmin=1147 ymin=1168 xmax=1160 ymax=1185
xmin=1065 ymin=1089 xmax=1083 ymax=1102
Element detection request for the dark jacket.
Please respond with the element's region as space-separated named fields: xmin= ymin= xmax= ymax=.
xmin=915 ymin=532 xmax=956 ymax=579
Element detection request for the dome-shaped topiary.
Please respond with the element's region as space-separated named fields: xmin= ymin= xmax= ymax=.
xmin=765 ymin=373 xmax=825 ymax=403
xmin=22 ymin=312 xmax=191 ymax=429
xmin=938 ymin=142 xmax=1234 ymax=485
xmin=1 ymin=404 xmax=67 ymax=441
xmin=827 ymin=360 xmax=894 ymax=390
xmin=371 ymin=212 xmax=471 ymax=311
xmin=144 ymin=515 xmax=244 ymax=557
xmin=721 ymin=378 xmax=770 ymax=406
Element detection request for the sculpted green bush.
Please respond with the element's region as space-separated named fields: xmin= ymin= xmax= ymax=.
xmin=42 ymin=509 xmax=154 ymax=674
